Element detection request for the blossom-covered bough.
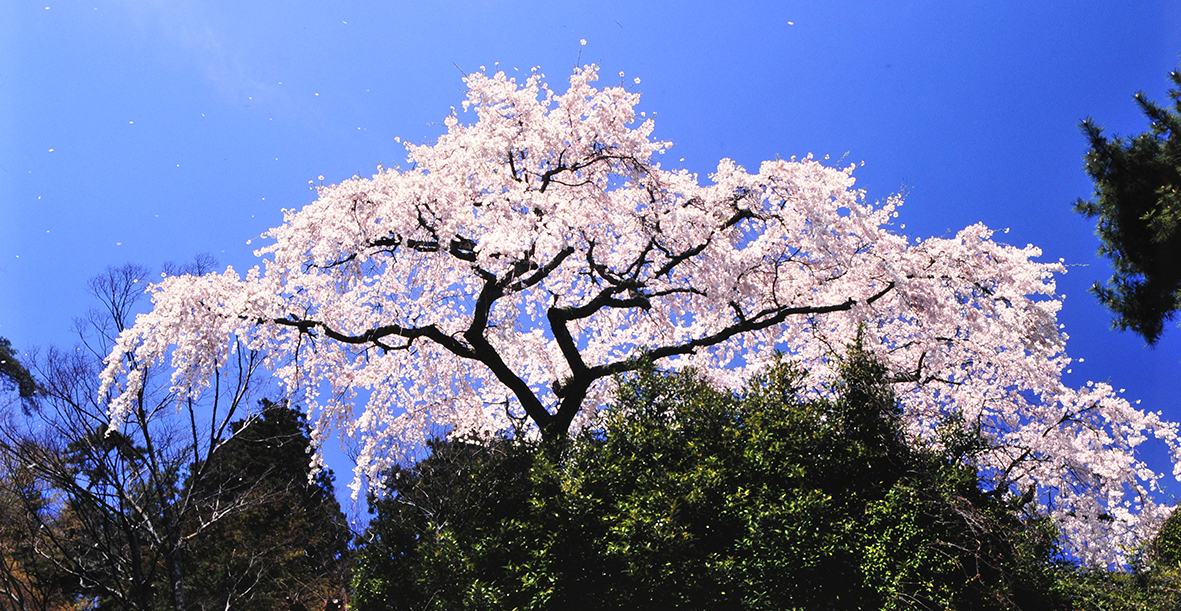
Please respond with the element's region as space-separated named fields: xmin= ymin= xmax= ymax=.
xmin=101 ymin=65 xmax=1181 ymax=565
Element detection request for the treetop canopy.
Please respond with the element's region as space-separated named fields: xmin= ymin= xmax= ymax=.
xmin=100 ymin=64 xmax=1181 ymax=565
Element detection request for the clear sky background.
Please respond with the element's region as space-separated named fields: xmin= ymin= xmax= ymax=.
xmin=4 ymin=1 xmax=1181 ymax=511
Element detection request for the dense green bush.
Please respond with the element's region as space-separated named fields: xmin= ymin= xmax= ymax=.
xmin=351 ymin=352 xmax=1074 ymax=610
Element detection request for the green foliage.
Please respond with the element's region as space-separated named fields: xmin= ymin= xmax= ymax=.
xmin=351 ymin=430 xmax=562 ymax=610
xmin=182 ymin=400 xmax=352 ymax=611
xmin=1042 ymin=508 xmax=1181 ymax=610
xmin=353 ymin=351 xmax=1064 ymax=610
xmin=1046 ymin=566 xmax=1181 ymax=611
xmin=1151 ymin=505 xmax=1181 ymax=567
xmin=0 ymin=337 xmax=37 ymax=411
xmin=1043 ymin=518 xmax=1181 ymax=611
xmin=1075 ymin=64 xmax=1181 ymax=344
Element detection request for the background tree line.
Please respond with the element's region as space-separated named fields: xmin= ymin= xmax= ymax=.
xmin=0 ymin=263 xmax=350 ymax=611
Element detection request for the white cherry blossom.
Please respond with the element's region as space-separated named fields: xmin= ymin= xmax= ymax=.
xmin=100 ymin=65 xmax=1180 ymax=565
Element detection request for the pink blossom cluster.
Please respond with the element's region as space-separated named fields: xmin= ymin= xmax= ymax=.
xmin=100 ymin=65 xmax=1180 ymax=565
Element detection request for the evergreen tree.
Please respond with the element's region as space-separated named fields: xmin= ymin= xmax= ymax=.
xmin=0 ymin=337 xmax=37 ymax=412
xmin=1075 ymin=64 xmax=1181 ymax=344
xmin=183 ymin=400 xmax=352 ymax=611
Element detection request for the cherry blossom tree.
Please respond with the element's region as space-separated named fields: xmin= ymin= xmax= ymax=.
xmin=100 ymin=65 xmax=1181 ymax=565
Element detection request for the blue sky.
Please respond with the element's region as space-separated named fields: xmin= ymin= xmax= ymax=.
xmin=4 ymin=1 xmax=1181 ymax=506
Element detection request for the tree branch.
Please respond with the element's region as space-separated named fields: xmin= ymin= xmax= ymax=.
xmin=271 ymin=317 xmax=477 ymax=359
